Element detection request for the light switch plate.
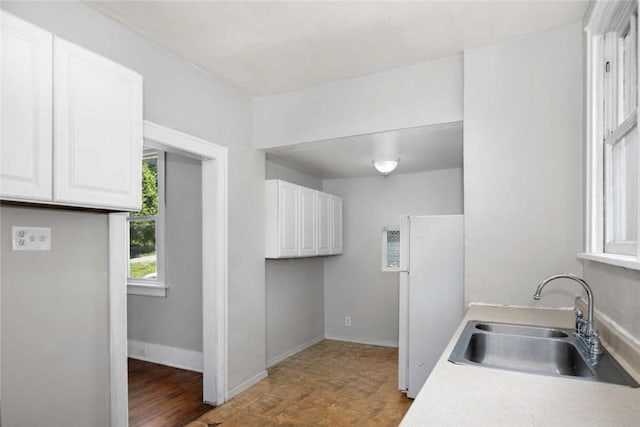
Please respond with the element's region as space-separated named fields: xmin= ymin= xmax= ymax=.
xmin=12 ymin=226 xmax=51 ymax=251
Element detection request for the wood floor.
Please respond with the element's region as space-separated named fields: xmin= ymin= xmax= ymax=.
xmin=187 ymin=340 xmax=412 ymax=426
xmin=128 ymin=358 xmax=213 ymax=427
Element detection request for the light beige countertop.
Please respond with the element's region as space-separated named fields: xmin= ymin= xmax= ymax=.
xmin=400 ymin=305 xmax=640 ymax=427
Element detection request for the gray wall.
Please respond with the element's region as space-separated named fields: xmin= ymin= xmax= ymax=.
xmin=322 ymin=168 xmax=463 ymax=346
xmin=1 ymin=0 xmax=266 ymax=415
xmin=1 ymin=205 xmax=110 ymax=427
xmin=265 ymin=160 xmax=325 ymax=365
xmin=128 ymin=153 xmax=203 ymax=352
xmin=583 ymin=262 xmax=640 ymax=341
xmin=463 ymin=22 xmax=584 ymax=308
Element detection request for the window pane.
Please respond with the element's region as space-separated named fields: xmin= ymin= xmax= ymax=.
xmin=622 ymin=21 xmax=637 ymax=121
xmin=603 ymin=31 xmax=615 ymax=134
xmin=129 ymin=219 xmax=157 ymax=278
xmin=611 ymin=126 xmax=638 ymax=243
xmin=386 ymin=230 xmax=400 ymax=268
xmin=132 ymin=156 xmax=158 ymax=216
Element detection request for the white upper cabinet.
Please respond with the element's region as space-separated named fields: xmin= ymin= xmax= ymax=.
xmin=316 ymin=191 xmax=331 ymax=255
xmin=53 ymin=37 xmax=142 ymax=210
xmin=265 ymin=180 xmax=343 ymax=258
xmin=0 ymin=13 xmax=53 ymax=201
xmin=266 ymin=180 xmax=299 ymax=258
xmin=279 ymin=181 xmax=299 ymax=257
xmin=0 ymin=12 xmax=143 ymax=211
xmin=298 ymin=186 xmax=317 ymax=257
xmin=330 ymin=195 xmax=343 ymax=254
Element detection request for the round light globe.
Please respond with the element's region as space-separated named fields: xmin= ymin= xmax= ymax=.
xmin=373 ymin=160 xmax=399 ymax=175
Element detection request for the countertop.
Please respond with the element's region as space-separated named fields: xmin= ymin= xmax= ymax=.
xmin=399 ymin=305 xmax=640 ymax=426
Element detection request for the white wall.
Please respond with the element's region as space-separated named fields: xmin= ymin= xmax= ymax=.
xmin=464 ymin=22 xmax=584 ymax=308
xmin=128 ymin=153 xmax=203 ymax=353
xmin=322 ymin=168 xmax=463 ymax=346
xmin=266 ymin=160 xmax=324 ymax=191
xmin=1 ymin=206 xmax=110 ymax=426
xmin=1 ymin=0 xmax=266 ymax=409
xmin=253 ymin=56 xmax=463 ymax=149
xmin=264 ymin=161 xmax=325 ymax=366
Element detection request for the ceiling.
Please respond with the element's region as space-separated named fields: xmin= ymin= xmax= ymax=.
xmin=265 ymin=122 xmax=463 ymax=179
xmin=87 ymin=1 xmax=588 ymax=96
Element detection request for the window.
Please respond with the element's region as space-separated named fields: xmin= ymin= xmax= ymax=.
xmin=127 ymin=150 xmax=167 ymax=296
xmin=603 ymin=12 xmax=638 ymax=255
xmin=382 ymin=228 xmax=400 ymax=272
xmin=582 ymin=1 xmax=640 ymax=269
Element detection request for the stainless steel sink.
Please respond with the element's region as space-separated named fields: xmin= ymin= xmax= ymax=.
xmin=449 ymin=321 xmax=639 ymax=387
xmin=463 ymin=333 xmax=592 ymax=377
xmin=475 ymin=322 xmax=568 ymax=338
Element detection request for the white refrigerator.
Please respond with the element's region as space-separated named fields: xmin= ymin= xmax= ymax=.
xmin=398 ymin=215 xmax=464 ymax=398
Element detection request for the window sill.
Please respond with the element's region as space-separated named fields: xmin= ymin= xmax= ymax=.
xmin=577 ymin=252 xmax=640 ymax=271
xmin=127 ymin=282 xmax=168 ymax=297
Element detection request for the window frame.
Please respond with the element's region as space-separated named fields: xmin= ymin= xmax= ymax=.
xmin=581 ymin=0 xmax=640 ymax=270
xmin=127 ymin=149 xmax=167 ymax=297
xmin=382 ymin=227 xmax=401 ymax=272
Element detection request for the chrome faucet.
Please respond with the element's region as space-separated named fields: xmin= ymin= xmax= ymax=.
xmin=533 ymin=274 xmax=602 ymax=359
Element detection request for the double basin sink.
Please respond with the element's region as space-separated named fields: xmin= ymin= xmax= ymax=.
xmin=449 ymin=320 xmax=638 ymax=387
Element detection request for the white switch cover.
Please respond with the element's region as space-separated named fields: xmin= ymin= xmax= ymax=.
xmin=12 ymin=226 xmax=51 ymax=251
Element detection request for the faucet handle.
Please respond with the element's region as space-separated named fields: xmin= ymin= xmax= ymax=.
xmin=588 ymin=330 xmax=603 ymax=356
xmin=575 ymin=309 xmax=586 ymax=336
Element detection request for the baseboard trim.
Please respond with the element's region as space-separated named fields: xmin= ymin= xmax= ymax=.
xmin=266 ymin=335 xmax=324 ymax=368
xmin=127 ymin=339 xmax=203 ymax=373
xmin=228 ymin=370 xmax=268 ymax=399
xmin=324 ymin=334 xmax=398 ymax=348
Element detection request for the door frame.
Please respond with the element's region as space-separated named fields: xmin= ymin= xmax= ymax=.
xmin=109 ymin=121 xmax=229 ymax=426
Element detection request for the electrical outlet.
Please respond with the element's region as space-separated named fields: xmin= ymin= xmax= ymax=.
xmin=345 ymin=316 xmax=351 ymax=327
xmin=12 ymin=226 xmax=51 ymax=251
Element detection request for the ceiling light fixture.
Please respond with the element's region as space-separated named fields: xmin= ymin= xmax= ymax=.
xmin=373 ymin=159 xmax=399 ymax=176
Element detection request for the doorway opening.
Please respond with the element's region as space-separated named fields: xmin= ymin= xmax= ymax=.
xmin=108 ymin=121 xmax=229 ymax=426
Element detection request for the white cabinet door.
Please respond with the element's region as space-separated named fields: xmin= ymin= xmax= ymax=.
xmin=299 ymin=186 xmax=317 ymax=256
xmin=265 ymin=180 xmax=343 ymax=258
xmin=0 ymin=12 xmax=52 ymax=201
xmin=53 ymin=37 xmax=142 ymax=210
xmin=278 ymin=181 xmax=299 ymax=257
xmin=330 ymin=195 xmax=343 ymax=254
xmin=316 ymin=191 xmax=331 ymax=255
